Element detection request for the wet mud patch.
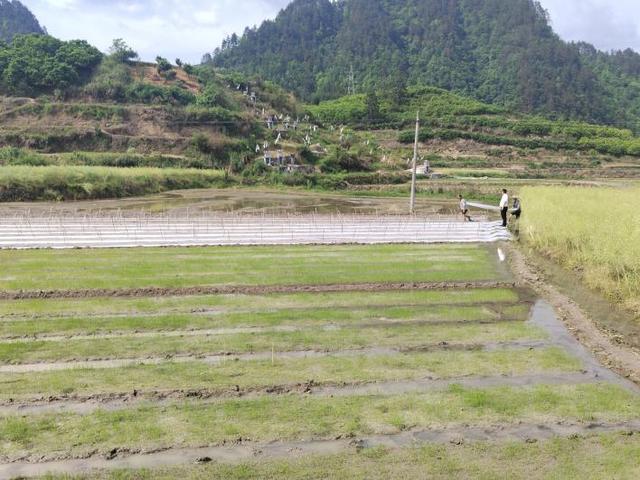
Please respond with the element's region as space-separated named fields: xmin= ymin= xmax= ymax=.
xmin=0 ymin=281 xmax=516 ymax=301
xmin=1 ymin=420 xmax=639 ymax=478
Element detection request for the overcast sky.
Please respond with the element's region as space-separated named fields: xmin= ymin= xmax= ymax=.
xmin=22 ymin=0 xmax=640 ymax=63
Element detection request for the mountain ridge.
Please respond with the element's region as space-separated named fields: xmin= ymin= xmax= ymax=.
xmin=0 ymin=0 xmax=45 ymax=42
xmin=210 ymin=0 xmax=640 ymax=130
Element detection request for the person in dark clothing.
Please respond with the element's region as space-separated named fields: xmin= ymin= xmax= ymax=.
xmin=511 ymin=197 xmax=522 ymax=220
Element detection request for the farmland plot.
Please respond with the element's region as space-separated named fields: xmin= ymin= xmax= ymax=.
xmin=0 ymin=244 xmax=638 ymax=479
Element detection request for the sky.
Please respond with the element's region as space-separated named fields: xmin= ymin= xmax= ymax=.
xmin=21 ymin=0 xmax=640 ymax=63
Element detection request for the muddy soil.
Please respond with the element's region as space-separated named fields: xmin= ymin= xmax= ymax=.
xmin=508 ymin=244 xmax=640 ymax=385
xmin=3 ymin=420 xmax=640 ymax=478
xmin=0 ymin=338 xmax=544 ymax=373
xmin=3 ymin=420 xmax=640 ymax=477
xmin=0 ymin=281 xmax=516 ymax=301
xmin=0 ymin=371 xmax=600 ymax=420
xmin=0 ymin=188 xmax=458 ymax=217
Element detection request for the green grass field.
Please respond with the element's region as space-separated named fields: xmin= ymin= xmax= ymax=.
xmin=0 ymin=243 xmax=638 ymax=478
xmin=0 ymin=244 xmax=504 ymax=291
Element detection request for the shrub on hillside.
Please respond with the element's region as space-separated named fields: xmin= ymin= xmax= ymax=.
xmin=0 ymin=34 xmax=102 ymax=96
xmin=319 ymin=147 xmax=372 ymax=173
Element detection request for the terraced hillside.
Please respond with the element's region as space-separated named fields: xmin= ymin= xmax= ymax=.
xmin=309 ymin=87 xmax=640 ymax=181
xmin=0 ymin=244 xmax=638 ymax=478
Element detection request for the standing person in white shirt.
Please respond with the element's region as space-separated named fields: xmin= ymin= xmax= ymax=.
xmin=458 ymin=195 xmax=472 ymax=222
xmin=499 ymin=189 xmax=509 ymax=227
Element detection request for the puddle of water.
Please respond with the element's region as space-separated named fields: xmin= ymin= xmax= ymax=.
xmin=531 ymin=252 xmax=640 ymax=350
xmin=528 ymin=300 xmax=639 ymax=393
xmin=0 ymin=188 xmax=458 ymax=216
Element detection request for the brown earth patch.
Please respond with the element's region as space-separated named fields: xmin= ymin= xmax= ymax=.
xmin=507 ymin=244 xmax=640 ymax=385
xmin=0 ymin=281 xmax=516 ymax=301
xmin=0 ymin=371 xmax=597 ymax=417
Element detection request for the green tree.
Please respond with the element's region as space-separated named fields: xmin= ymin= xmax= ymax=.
xmin=108 ymin=39 xmax=138 ymax=64
xmin=211 ymin=0 xmax=640 ymax=129
xmin=365 ymin=91 xmax=380 ymax=124
xmin=156 ymin=56 xmax=172 ymax=74
xmin=0 ymin=34 xmax=102 ymax=96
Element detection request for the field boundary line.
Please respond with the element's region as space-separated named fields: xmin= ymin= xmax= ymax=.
xmin=0 ymin=316 xmax=527 ymax=344
xmin=2 ymin=420 xmax=639 ymax=478
xmin=0 ymin=339 xmax=549 ymax=373
xmin=0 ymin=281 xmax=516 ymax=300
xmin=0 ymin=299 xmax=527 ymax=321
xmin=0 ymin=371 xmax=602 ymax=416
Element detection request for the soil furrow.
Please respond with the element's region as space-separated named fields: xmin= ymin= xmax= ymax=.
xmin=0 ymin=338 xmax=544 ymax=372
xmin=0 ymin=281 xmax=516 ymax=301
xmin=0 ymin=300 xmax=526 ymax=322
xmin=0 ymin=316 xmax=525 ymax=344
xmin=2 ymin=420 xmax=639 ymax=479
xmin=0 ymin=370 xmax=600 ymax=417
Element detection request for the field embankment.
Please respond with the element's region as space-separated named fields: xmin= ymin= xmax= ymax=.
xmin=519 ymin=186 xmax=640 ymax=319
xmin=0 ymin=166 xmax=226 ymax=201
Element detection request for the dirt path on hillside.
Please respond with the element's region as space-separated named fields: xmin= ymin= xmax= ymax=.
xmin=507 ymin=244 xmax=640 ymax=385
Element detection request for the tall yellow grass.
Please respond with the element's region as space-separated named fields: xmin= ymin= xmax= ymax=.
xmin=520 ymin=186 xmax=640 ymax=318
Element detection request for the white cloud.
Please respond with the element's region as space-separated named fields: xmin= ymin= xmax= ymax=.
xmin=20 ymin=0 xmax=640 ymax=63
xmin=23 ymin=0 xmax=290 ymax=63
xmin=538 ymin=0 xmax=640 ymax=52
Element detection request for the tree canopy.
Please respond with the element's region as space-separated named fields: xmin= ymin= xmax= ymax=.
xmin=0 ymin=34 xmax=102 ymax=96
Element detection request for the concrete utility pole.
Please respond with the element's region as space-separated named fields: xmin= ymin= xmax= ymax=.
xmin=347 ymin=65 xmax=356 ymax=95
xmin=409 ymin=111 xmax=420 ymax=215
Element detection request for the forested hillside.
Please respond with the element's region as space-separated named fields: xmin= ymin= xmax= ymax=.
xmin=0 ymin=0 xmax=44 ymax=42
xmin=211 ymin=0 xmax=640 ymax=131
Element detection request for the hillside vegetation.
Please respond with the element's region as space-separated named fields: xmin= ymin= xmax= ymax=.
xmin=212 ymin=0 xmax=640 ymax=131
xmin=0 ymin=34 xmax=102 ymax=96
xmin=1 ymin=28 xmax=639 ymax=202
xmin=307 ymin=86 xmax=640 ymax=181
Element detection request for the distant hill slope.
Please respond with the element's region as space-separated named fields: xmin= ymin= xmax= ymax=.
xmin=0 ymin=0 xmax=45 ymax=42
xmin=211 ymin=0 xmax=640 ymax=131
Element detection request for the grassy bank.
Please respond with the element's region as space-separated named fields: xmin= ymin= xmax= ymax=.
xmin=0 ymin=147 xmax=217 ymax=169
xmin=0 ymin=165 xmax=227 ymax=201
xmin=0 ymin=244 xmax=500 ymax=291
xmin=519 ymin=186 xmax=640 ymax=318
